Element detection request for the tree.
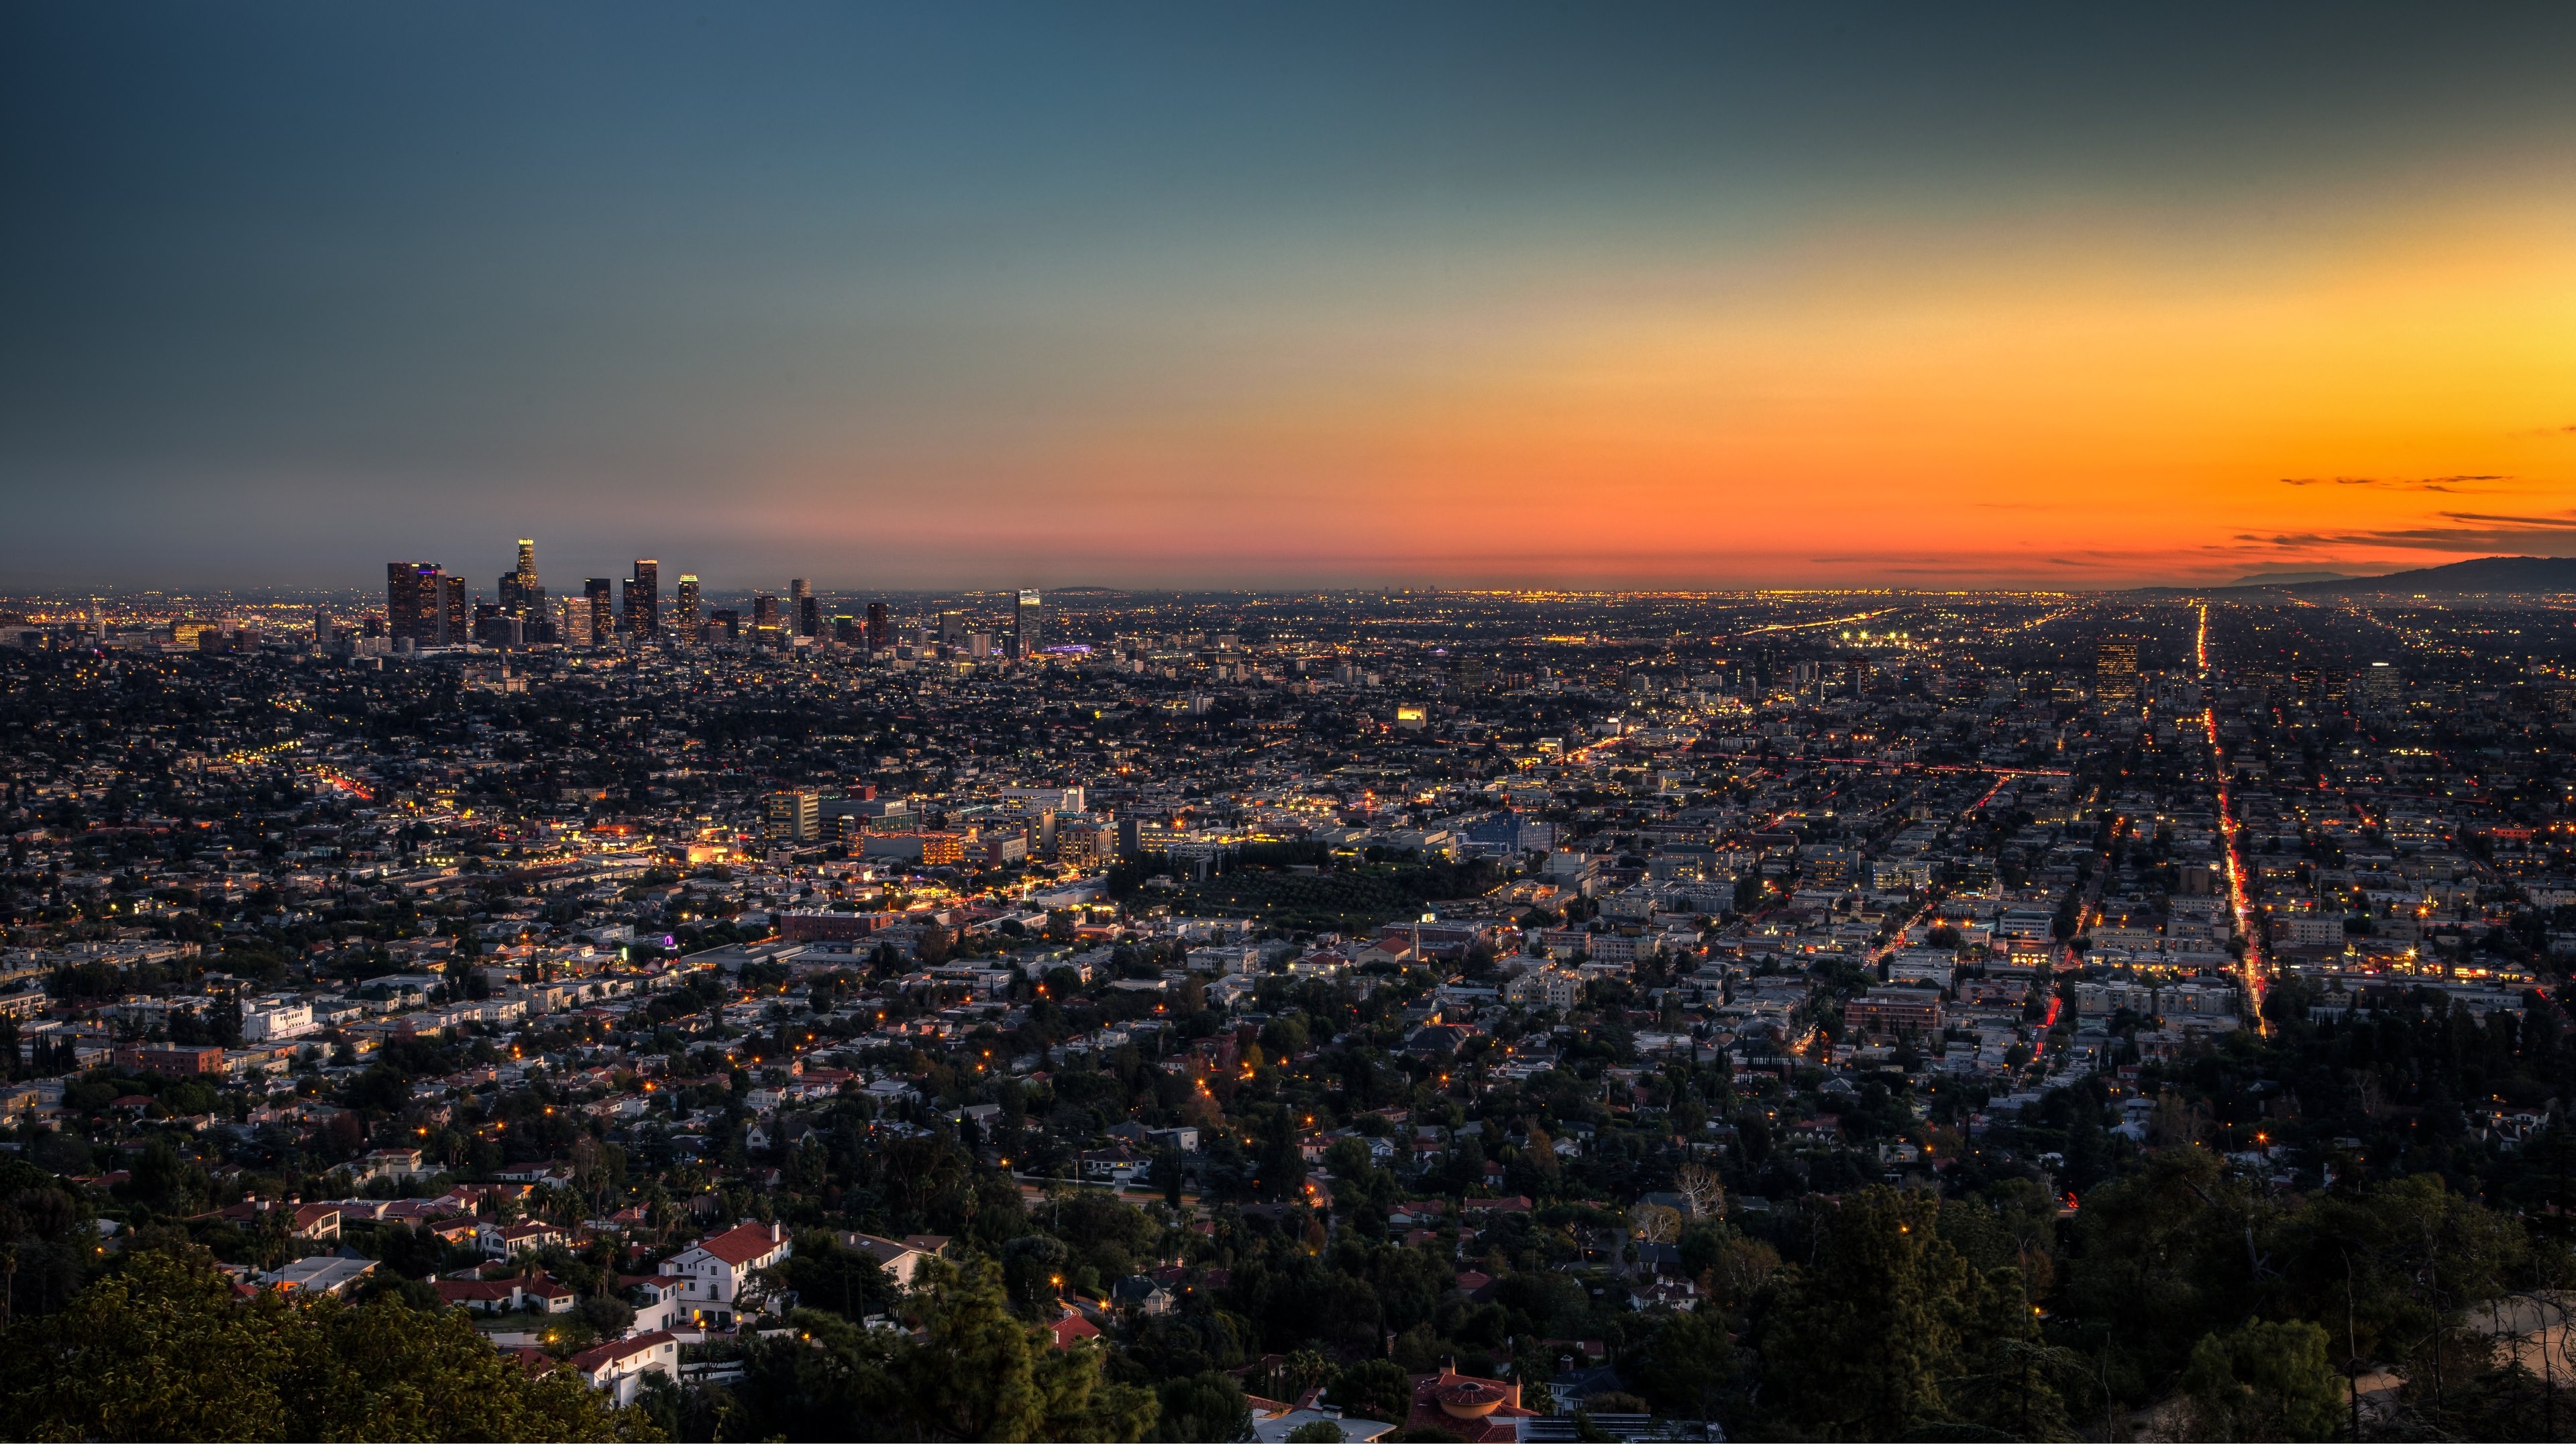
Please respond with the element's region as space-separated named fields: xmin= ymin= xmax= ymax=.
xmin=0 ymin=1249 xmax=648 ymax=1440
xmin=1629 ymin=1204 xmax=1682 ymax=1246
xmin=1157 ymin=1369 xmax=1252 ymax=1442
xmin=2182 ymin=1318 xmax=2343 ymax=1442
xmin=1672 ymin=1162 xmax=1723 ymax=1220
xmin=1624 ymin=1309 xmax=1736 ymax=1421
xmin=1754 ymin=1187 xmax=1974 ymax=1437
xmin=1031 ymin=1333 xmax=1160 ymax=1440
xmin=1002 ymin=1234 xmax=1073 ymax=1308
xmin=782 ymin=1231 xmax=900 ymax=1320
xmin=578 ymin=1294 xmax=636 ymax=1341
xmin=1331 ymin=1358 xmax=1414 ymax=1424
xmin=898 ymin=1258 xmax=1046 ymax=1440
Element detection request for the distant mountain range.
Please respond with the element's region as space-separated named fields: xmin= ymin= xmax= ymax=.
xmin=2228 ymin=570 xmax=2350 ymax=586
xmin=2218 ymin=555 xmax=2576 ymax=595
xmin=2143 ymin=554 xmax=2576 ymax=595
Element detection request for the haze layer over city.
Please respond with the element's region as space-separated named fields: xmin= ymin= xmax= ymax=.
xmin=7 ymin=3 xmax=2576 ymax=1446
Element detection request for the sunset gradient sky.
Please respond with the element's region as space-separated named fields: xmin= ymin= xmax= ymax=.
xmin=5 ymin=3 xmax=2575 ymax=590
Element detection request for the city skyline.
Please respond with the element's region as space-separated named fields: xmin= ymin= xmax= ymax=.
xmin=7 ymin=4 xmax=2576 ymax=590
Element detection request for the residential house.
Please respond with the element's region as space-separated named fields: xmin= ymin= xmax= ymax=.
xmin=258 ymin=1256 xmax=374 ymax=1298
xmin=568 ymin=1330 xmax=682 ymax=1407
xmin=659 ymin=1221 xmax=792 ymax=1327
xmin=478 ymin=1220 xmax=566 ymax=1258
xmin=841 ymin=1232 xmax=949 ymax=1289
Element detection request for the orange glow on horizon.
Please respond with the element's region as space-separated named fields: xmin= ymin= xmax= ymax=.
xmin=748 ymin=199 xmax=2576 ymax=588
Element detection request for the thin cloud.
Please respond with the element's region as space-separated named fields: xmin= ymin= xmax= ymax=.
xmin=2235 ymin=508 xmax=2576 ymax=555
xmin=2281 ymin=474 xmax=2512 ymax=494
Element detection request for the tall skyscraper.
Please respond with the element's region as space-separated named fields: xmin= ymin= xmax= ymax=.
xmin=386 ymin=562 xmax=441 ymax=646
xmin=676 ymin=574 xmax=702 ymax=643
xmin=584 ymin=578 xmax=613 ymax=646
xmin=866 ymin=601 xmax=889 ymax=651
xmin=792 ymin=578 xmax=819 ymax=638
xmin=625 ymin=560 xmax=659 ymax=639
xmin=1016 ymin=588 xmax=1044 ymax=658
xmin=751 ymin=592 xmax=781 ymax=640
xmin=2096 ymin=639 xmax=2139 ymax=704
xmin=497 ymin=539 xmax=541 ymax=626
xmin=439 ymin=575 xmax=468 ymax=645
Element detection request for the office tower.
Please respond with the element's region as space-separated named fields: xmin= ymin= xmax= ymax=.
xmin=627 ymin=559 xmax=660 ymax=638
xmin=765 ymin=789 xmax=820 ymax=843
xmin=709 ymin=607 xmax=741 ymax=643
xmin=584 ymin=578 xmax=614 ymax=645
xmin=1016 ymin=588 xmax=1044 ymax=657
xmin=938 ymin=609 xmax=965 ymax=645
xmin=751 ymin=592 xmax=781 ymax=641
xmin=793 ymin=579 xmax=820 ymax=639
xmin=2361 ymin=661 xmax=2402 ymax=710
xmin=559 ymin=596 xmax=581 ymax=645
xmin=2095 ymin=639 xmax=2139 ymax=704
xmin=496 ymin=538 xmax=543 ymax=630
xmin=676 ymin=575 xmax=702 ymax=643
xmin=386 ymin=562 xmax=441 ymax=646
xmin=866 ymin=601 xmax=889 ymax=651
xmin=440 ymin=575 xmax=468 ymax=645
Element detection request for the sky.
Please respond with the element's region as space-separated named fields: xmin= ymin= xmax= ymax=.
xmin=4 ymin=3 xmax=2575 ymax=592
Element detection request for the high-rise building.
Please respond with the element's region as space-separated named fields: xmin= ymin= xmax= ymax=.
xmin=584 ymin=578 xmax=614 ymax=645
xmin=937 ymin=609 xmax=965 ymax=645
xmin=440 ymin=576 xmax=468 ymax=645
xmin=386 ymin=562 xmax=441 ymax=646
xmin=792 ymin=579 xmax=820 ymax=639
xmin=1016 ymin=588 xmax=1043 ymax=657
xmin=496 ymin=539 xmax=542 ymax=631
xmin=675 ymin=575 xmax=702 ymax=643
xmin=2360 ymin=661 xmax=2403 ymax=710
xmin=627 ymin=559 xmax=660 ymax=638
xmin=751 ymin=592 xmax=781 ymax=641
xmin=765 ymin=789 xmax=820 ymax=843
xmin=866 ymin=601 xmax=889 ymax=652
xmin=2095 ymin=639 xmax=2139 ymax=704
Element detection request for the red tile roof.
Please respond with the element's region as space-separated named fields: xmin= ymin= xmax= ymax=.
xmin=688 ymin=1222 xmax=786 ymax=1267
xmin=1405 ymin=1368 xmax=1534 ymax=1444
xmin=569 ymin=1329 xmax=677 ymax=1373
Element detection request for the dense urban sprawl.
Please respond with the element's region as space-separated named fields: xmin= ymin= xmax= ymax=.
xmin=1 ymin=557 xmax=2573 ymax=1440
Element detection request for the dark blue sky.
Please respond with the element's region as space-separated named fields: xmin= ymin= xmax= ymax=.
xmin=5 ymin=4 xmax=2574 ymax=590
